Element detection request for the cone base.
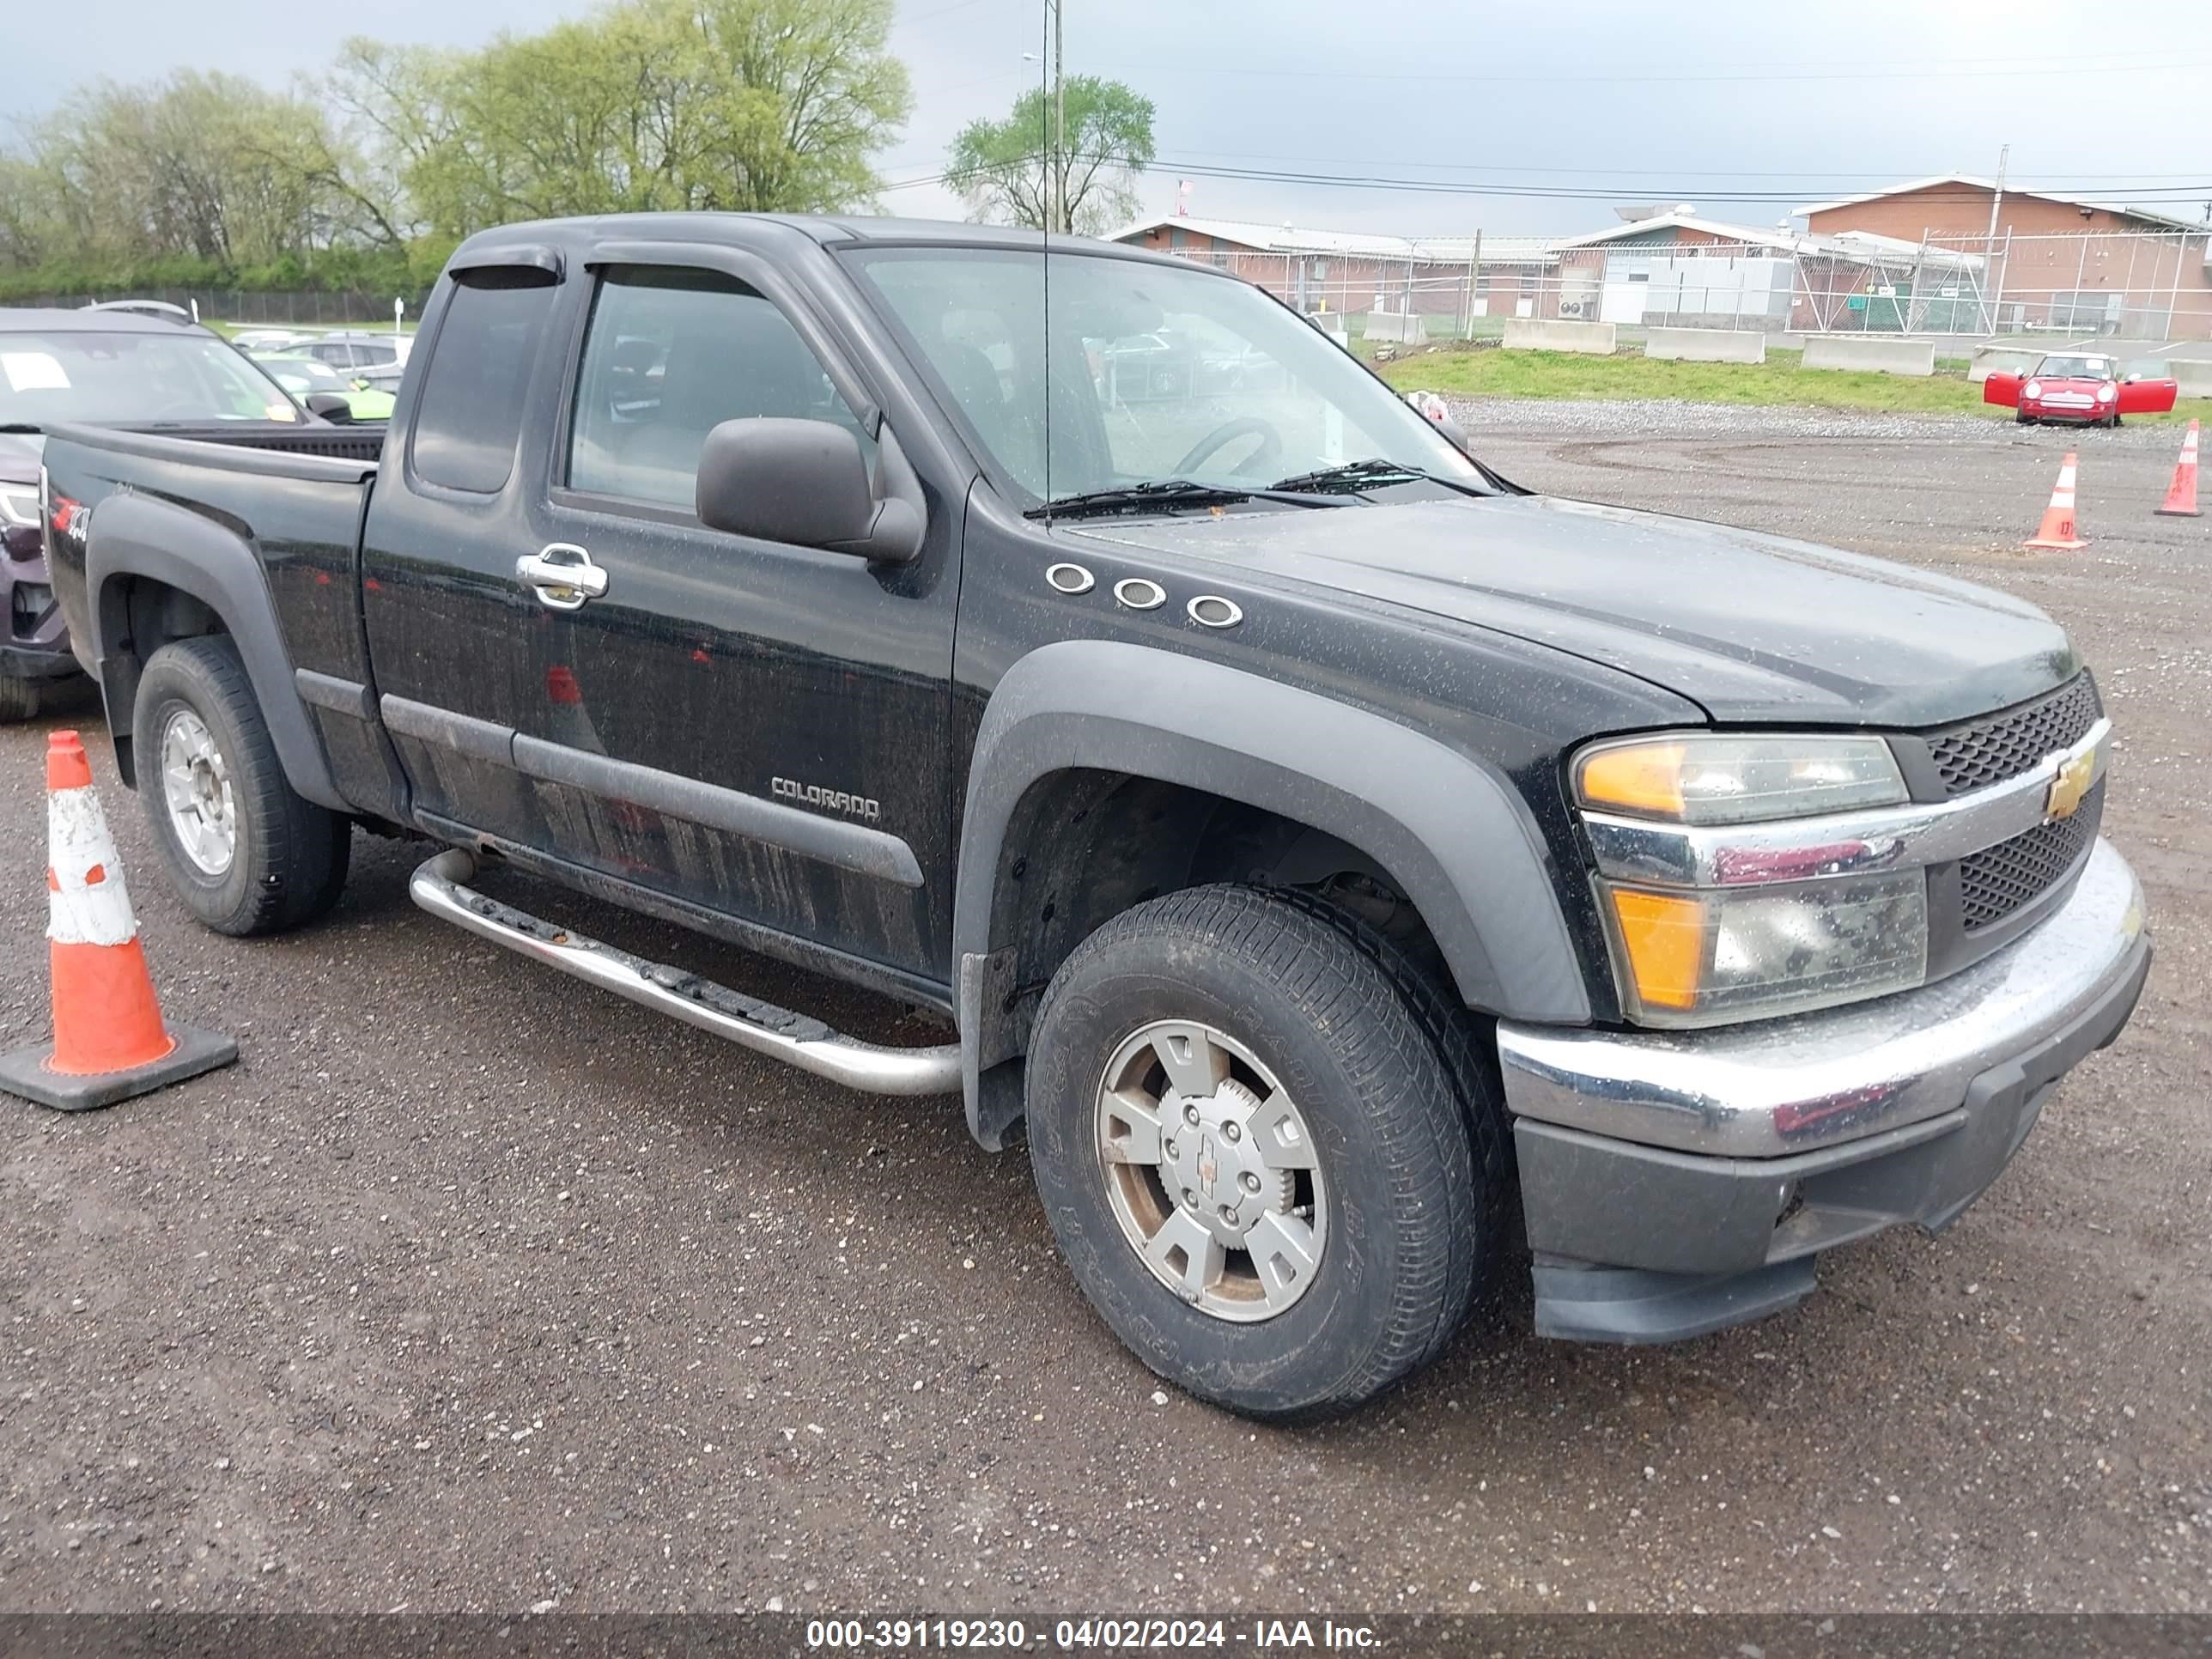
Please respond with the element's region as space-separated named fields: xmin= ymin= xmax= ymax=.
xmin=0 ymin=1020 xmax=238 ymax=1113
xmin=2023 ymin=538 xmax=2089 ymax=550
xmin=2153 ymin=507 xmax=2201 ymax=518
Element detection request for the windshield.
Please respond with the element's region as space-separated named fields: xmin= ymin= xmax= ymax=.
xmin=0 ymin=330 xmax=300 ymax=425
xmin=845 ymin=247 xmax=1483 ymax=503
xmin=2036 ymin=356 xmax=2115 ymax=380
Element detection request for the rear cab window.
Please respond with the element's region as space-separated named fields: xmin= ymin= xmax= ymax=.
xmin=410 ymin=270 xmax=559 ymax=494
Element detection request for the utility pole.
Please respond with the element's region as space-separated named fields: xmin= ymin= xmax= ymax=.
xmin=1984 ymin=143 xmax=2008 ymax=334
xmin=1052 ymin=0 xmax=1066 ymax=234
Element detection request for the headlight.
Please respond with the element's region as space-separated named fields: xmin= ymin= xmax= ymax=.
xmin=1601 ymin=870 xmax=1929 ymax=1024
xmin=1576 ymin=731 xmax=1926 ymax=1026
xmin=1574 ymin=733 xmax=1907 ymax=824
xmin=2098 ymin=382 xmax=2117 ymax=401
xmin=0 ymin=484 xmax=40 ymax=528
xmin=2024 ymin=380 xmax=2043 ymax=398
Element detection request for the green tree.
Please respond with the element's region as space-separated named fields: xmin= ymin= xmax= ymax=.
xmin=334 ymin=0 xmax=911 ymax=240
xmin=945 ymin=76 xmax=1155 ymax=236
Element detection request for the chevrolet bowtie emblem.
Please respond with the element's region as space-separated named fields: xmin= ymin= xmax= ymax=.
xmin=2046 ymin=746 xmax=2097 ymax=821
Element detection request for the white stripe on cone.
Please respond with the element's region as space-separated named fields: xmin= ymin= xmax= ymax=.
xmin=47 ymin=786 xmax=138 ymax=949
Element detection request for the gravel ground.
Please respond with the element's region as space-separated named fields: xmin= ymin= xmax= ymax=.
xmin=2 ymin=405 xmax=2207 ymax=1616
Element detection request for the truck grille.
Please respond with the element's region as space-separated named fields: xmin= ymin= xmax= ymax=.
xmin=1959 ymin=781 xmax=2104 ymax=932
xmin=1925 ymin=673 xmax=2102 ymax=798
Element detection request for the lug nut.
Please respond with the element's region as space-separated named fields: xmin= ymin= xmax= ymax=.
xmin=1222 ymin=1121 xmax=1241 ymax=1142
xmin=1163 ymin=1138 xmax=1178 ymax=1159
xmin=1183 ymin=1104 xmax=1200 ymax=1126
xmin=1182 ymin=1188 xmax=1197 ymax=1206
xmin=1218 ymin=1204 xmax=1237 ymax=1222
xmin=1240 ymin=1171 xmax=1261 ymax=1193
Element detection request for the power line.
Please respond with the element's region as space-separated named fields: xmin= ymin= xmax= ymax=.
xmin=1132 ymin=160 xmax=2212 ymax=208
xmin=1085 ymin=55 xmax=2212 ymax=88
xmin=1151 ymin=149 xmax=2212 ymax=186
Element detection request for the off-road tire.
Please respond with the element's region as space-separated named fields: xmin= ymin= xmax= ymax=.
xmin=1025 ymin=883 xmax=1507 ymax=1421
xmin=132 ymin=635 xmax=350 ymax=935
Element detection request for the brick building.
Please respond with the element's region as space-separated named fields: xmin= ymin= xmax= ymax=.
xmin=1545 ymin=209 xmax=1983 ymax=331
xmin=1797 ymin=176 xmax=2212 ymax=338
xmin=1110 ymin=216 xmax=1556 ymax=322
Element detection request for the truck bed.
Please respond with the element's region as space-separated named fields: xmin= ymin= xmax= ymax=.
xmin=40 ymin=422 xmax=385 ymax=791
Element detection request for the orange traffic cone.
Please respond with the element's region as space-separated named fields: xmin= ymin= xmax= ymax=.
xmin=2024 ymin=452 xmax=2088 ymax=550
xmin=2155 ymin=419 xmax=2200 ymax=518
xmin=0 ymin=732 xmax=237 ymax=1112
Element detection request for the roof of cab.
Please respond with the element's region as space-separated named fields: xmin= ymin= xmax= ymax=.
xmin=447 ymin=211 xmax=1194 ymax=270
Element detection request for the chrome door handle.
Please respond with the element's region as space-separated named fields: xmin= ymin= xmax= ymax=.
xmin=515 ymin=543 xmax=608 ymax=611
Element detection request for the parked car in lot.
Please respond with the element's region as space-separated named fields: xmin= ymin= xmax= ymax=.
xmin=1984 ymin=351 xmax=2179 ymax=426
xmin=300 ymin=330 xmax=409 ymax=372
xmin=247 ymin=351 xmax=398 ymax=422
xmin=42 ymin=217 xmax=2150 ymax=1418
xmin=0 ymin=306 xmax=372 ymax=719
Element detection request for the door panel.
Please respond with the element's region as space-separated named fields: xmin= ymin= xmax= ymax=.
xmin=361 ymin=264 xmax=571 ymax=843
xmin=528 ymin=264 xmax=956 ymax=980
xmin=2118 ymin=377 xmax=2179 ymax=416
xmin=1983 ymin=371 xmax=2023 ymax=408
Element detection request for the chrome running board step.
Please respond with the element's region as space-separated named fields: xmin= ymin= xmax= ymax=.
xmin=409 ymin=848 xmax=960 ymax=1097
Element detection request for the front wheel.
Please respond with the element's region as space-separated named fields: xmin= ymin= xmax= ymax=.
xmin=1025 ymin=884 xmax=1506 ymax=1419
xmin=132 ymin=635 xmax=351 ymax=935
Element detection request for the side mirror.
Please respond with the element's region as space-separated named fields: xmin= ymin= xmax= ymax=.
xmin=302 ymin=392 xmax=354 ymax=423
xmin=696 ymin=417 xmax=922 ymax=563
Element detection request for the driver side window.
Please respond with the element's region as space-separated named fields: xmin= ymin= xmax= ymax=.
xmin=568 ymin=266 xmax=873 ymax=512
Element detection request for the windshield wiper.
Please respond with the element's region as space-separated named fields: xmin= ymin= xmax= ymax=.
xmin=1026 ymin=479 xmax=1250 ymax=520
xmin=1267 ymin=458 xmax=1432 ymax=495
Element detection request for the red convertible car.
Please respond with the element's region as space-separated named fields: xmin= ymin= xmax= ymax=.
xmin=1984 ymin=351 xmax=2179 ymax=427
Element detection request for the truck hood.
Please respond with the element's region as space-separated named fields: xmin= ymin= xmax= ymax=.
xmin=1072 ymin=494 xmax=2076 ymax=726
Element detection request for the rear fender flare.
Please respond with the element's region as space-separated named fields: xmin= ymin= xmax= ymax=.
xmin=953 ymin=638 xmax=1590 ymax=1144
xmin=85 ymin=491 xmax=345 ymax=811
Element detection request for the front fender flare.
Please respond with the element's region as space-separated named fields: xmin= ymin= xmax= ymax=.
xmin=954 ymin=639 xmax=1590 ymax=1142
xmin=85 ymin=490 xmax=345 ymax=812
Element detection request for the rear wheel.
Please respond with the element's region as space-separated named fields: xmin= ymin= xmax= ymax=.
xmin=132 ymin=635 xmax=350 ymax=936
xmin=1025 ymin=884 xmax=1507 ymax=1420
xmin=0 ymin=674 xmax=44 ymax=722
xmin=0 ymin=670 xmax=92 ymax=723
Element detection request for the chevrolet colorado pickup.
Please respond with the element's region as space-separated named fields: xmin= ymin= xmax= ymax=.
xmin=41 ymin=216 xmax=2151 ymax=1419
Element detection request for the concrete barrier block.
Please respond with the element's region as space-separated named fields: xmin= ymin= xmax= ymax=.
xmin=2172 ymin=361 xmax=2212 ymax=399
xmin=1501 ymin=319 xmax=1617 ymax=355
xmin=1363 ymin=312 xmax=1429 ymax=344
xmin=1801 ymin=337 xmax=1937 ymax=377
xmin=1969 ymin=346 xmax=2043 ymax=384
xmin=1644 ymin=327 xmax=1766 ymax=365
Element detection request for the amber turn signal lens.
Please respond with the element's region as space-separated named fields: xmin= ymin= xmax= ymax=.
xmin=1577 ymin=742 xmax=1687 ymax=819
xmin=1607 ymin=888 xmax=1705 ymax=1012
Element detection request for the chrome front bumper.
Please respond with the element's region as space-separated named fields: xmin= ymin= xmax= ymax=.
xmin=1498 ymin=836 xmax=2148 ymax=1158
xmin=1498 ymin=838 xmax=2150 ymax=1343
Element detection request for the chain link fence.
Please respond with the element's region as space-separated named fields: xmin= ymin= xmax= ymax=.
xmin=0 ymin=287 xmax=432 ymax=328
xmin=1152 ymin=228 xmax=2212 ymax=346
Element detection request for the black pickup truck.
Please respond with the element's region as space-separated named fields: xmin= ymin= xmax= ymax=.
xmin=41 ymin=215 xmax=2151 ymax=1418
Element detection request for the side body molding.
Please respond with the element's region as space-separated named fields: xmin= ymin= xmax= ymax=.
xmin=954 ymin=639 xmax=1590 ymax=1143
xmin=84 ymin=491 xmax=346 ymax=811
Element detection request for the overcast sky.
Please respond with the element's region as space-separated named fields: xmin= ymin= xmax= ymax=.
xmin=7 ymin=0 xmax=2209 ymax=238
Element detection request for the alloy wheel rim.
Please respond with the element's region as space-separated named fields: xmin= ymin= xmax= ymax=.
xmin=159 ymin=709 xmax=237 ymax=876
xmin=1093 ymin=1018 xmax=1327 ymax=1323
